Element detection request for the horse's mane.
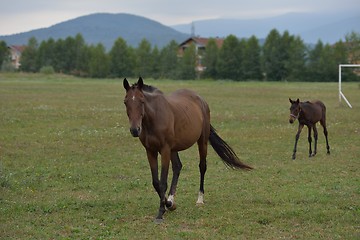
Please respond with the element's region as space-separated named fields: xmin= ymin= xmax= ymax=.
xmin=133 ymin=83 xmax=163 ymax=94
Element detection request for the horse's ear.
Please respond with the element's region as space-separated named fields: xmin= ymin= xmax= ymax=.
xmin=123 ymin=78 xmax=130 ymax=91
xmin=138 ymin=77 xmax=144 ymax=90
xmin=296 ymin=98 xmax=300 ymax=103
xmin=289 ymin=98 xmax=293 ymax=103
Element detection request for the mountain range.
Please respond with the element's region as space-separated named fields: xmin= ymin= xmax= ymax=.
xmin=0 ymin=13 xmax=189 ymax=50
xmin=172 ymin=12 xmax=360 ymax=44
xmin=0 ymin=12 xmax=359 ymax=50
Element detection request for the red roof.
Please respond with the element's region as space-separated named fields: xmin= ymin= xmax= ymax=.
xmin=8 ymin=45 xmax=26 ymax=53
xmin=179 ymin=37 xmax=224 ymax=48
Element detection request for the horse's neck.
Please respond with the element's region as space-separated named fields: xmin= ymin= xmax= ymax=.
xmin=299 ymin=102 xmax=314 ymax=122
xmin=143 ymin=93 xmax=167 ymax=123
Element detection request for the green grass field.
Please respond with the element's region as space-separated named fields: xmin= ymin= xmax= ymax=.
xmin=0 ymin=73 xmax=359 ymax=239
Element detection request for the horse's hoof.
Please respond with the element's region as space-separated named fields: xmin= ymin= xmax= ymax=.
xmin=154 ymin=218 xmax=164 ymax=224
xmin=292 ymin=156 xmax=296 ymax=160
xmin=196 ymin=192 xmax=204 ymax=204
xmin=166 ymin=202 xmax=176 ymax=211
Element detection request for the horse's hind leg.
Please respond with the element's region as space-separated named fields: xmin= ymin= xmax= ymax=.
xmin=320 ymin=119 xmax=330 ymax=154
xmin=196 ymin=140 xmax=208 ymax=204
xmin=312 ymin=124 xmax=318 ymax=157
xmin=307 ymin=126 xmax=313 ymax=157
xmin=166 ymin=152 xmax=182 ymax=211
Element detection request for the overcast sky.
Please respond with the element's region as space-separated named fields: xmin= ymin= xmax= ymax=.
xmin=1 ymin=0 xmax=359 ymax=35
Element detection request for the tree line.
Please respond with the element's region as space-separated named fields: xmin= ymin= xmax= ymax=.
xmin=1 ymin=30 xmax=359 ymax=81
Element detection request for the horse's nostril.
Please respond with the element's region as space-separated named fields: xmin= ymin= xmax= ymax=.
xmin=130 ymin=128 xmax=139 ymax=137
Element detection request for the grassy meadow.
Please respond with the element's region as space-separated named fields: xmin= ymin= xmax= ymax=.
xmin=0 ymin=73 xmax=359 ymax=239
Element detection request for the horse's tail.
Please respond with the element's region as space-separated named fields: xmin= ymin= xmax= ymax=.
xmin=209 ymin=125 xmax=253 ymax=170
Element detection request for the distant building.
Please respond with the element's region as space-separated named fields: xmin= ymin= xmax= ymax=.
xmin=178 ymin=37 xmax=224 ymax=73
xmin=8 ymin=45 xmax=26 ymax=69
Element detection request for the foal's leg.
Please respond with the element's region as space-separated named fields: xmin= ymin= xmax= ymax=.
xmin=307 ymin=126 xmax=313 ymax=157
xmin=320 ymin=119 xmax=330 ymax=154
xmin=292 ymin=124 xmax=304 ymax=160
xmin=312 ymin=124 xmax=318 ymax=157
xmin=196 ymin=140 xmax=208 ymax=204
xmin=166 ymin=151 xmax=183 ymax=211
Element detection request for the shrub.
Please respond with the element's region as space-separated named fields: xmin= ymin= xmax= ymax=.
xmin=40 ymin=66 xmax=55 ymax=75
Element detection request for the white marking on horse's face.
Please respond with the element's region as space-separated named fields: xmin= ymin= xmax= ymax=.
xmin=132 ymin=95 xmax=136 ymax=101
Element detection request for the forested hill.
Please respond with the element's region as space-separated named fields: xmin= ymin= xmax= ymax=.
xmin=0 ymin=13 xmax=190 ymax=49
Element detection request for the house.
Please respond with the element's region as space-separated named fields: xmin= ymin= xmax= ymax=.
xmin=8 ymin=45 xmax=26 ymax=69
xmin=178 ymin=37 xmax=224 ymax=72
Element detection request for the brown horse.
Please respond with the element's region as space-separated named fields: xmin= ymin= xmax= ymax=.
xmin=289 ymin=98 xmax=330 ymax=160
xmin=123 ymin=77 xmax=252 ymax=223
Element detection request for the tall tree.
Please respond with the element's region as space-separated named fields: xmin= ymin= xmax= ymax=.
xmin=263 ymin=29 xmax=283 ymax=81
xmin=319 ymin=44 xmax=337 ymax=81
xmin=306 ymin=40 xmax=348 ymax=81
xmin=0 ymin=40 xmax=9 ymax=69
xmin=63 ymin=36 xmax=76 ymax=73
xmin=36 ymin=38 xmax=56 ymax=69
xmin=345 ymin=31 xmax=360 ymax=64
xmin=217 ymin=35 xmax=241 ymax=80
xmin=73 ymin=34 xmax=87 ymax=74
xmin=135 ymin=39 xmax=153 ymax=77
xmin=52 ymin=39 xmax=66 ymax=72
xmin=20 ymin=37 xmax=39 ymax=72
xmin=88 ymin=43 xmax=110 ymax=78
xmin=333 ymin=40 xmax=357 ymax=81
xmin=306 ymin=40 xmax=324 ymax=81
xmin=242 ymin=35 xmax=262 ymax=80
xmin=178 ymin=43 xmax=196 ymax=79
xmin=109 ymin=37 xmax=135 ymax=78
xmin=202 ymin=38 xmax=219 ymax=79
xmin=151 ymin=46 xmax=161 ymax=79
xmin=286 ymin=36 xmax=307 ymax=81
xmin=76 ymin=41 xmax=92 ymax=76
xmin=159 ymin=40 xmax=179 ymax=79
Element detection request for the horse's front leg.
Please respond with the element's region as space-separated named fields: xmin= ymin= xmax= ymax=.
xmin=292 ymin=124 xmax=304 ymax=160
xmin=167 ymin=152 xmax=182 ymax=211
xmin=146 ymin=150 xmax=161 ymax=196
xmin=154 ymin=147 xmax=171 ymax=223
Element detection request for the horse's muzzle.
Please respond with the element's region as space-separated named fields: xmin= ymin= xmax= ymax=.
xmin=289 ymin=114 xmax=297 ymax=124
xmin=130 ymin=127 xmax=141 ymax=137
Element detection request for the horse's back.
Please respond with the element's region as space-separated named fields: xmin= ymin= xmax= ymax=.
xmin=313 ymin=100 xmax=326 ymax=116
xmin=303 ymin=100 xmax=326 ymax=123
xmin=168 ymin=89 xmax=209 ymax=113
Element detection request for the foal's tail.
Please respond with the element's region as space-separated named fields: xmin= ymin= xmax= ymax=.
xmin=209 ymin=125 xmax=253 ymax=170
